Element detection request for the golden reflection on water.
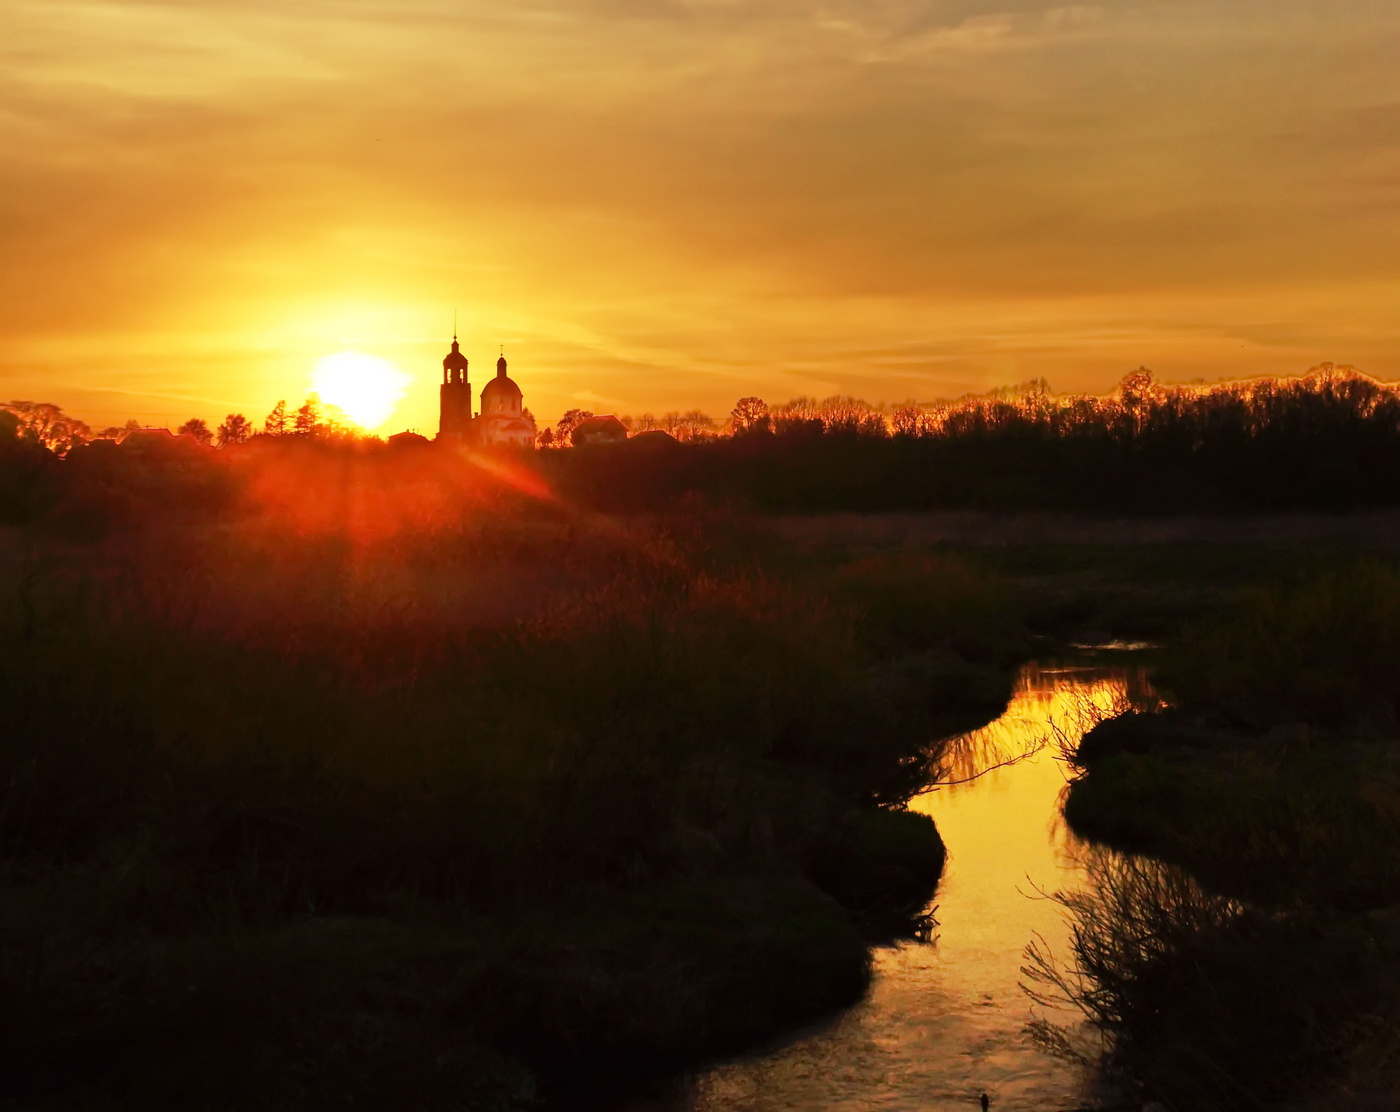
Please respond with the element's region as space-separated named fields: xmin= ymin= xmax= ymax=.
xmin=680 ymin=661 xmax=1152 ymax=1112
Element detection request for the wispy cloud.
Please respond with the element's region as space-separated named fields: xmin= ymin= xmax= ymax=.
xmin=2 ymin=0 xmax=1400 ymax=427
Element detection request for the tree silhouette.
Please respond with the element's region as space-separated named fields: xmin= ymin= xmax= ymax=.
xmin=677 ymin=410 xmax=716 ymax=440
xmin=217 ymin=414 xmax=252 ymax=447
xmin=294 ymin=397 xmax=320 ymax=437
xmin=2 ymin=401 xmax=91 ymax=455
xmin=264 ymin=401 xmax=288 ymax=437
xmin=556 ymin=409 xmax=594 ymax=446
xmin=730 ymin=397 xmax=770 ymax=434
xmin=817 ymin=395 xmax=884 ymax=433
xmin=177 ymin=418 xmax=213 ymax=446
xmin=890 ymin=403 xmax=929 ymax=437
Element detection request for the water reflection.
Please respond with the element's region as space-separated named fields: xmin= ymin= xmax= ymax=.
xmin=936 ymin=662 xmax=1160 ymax=791
xmin=632 ymin=660 xmax=1152 ymax=1112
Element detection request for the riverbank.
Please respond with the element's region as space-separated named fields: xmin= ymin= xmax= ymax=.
xmin=565 ymin=515 xmax=1400 ymax=1103
xmin=609 ymin=659 xmax=1145 ymax=1112
xmin=1054 ymin=562 xmax=1400 ymax=1110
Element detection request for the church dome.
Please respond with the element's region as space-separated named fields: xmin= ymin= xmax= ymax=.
xmin=481 ymin=354 xmax=522 ymax=403
xmin=480 ymin=375 xmax=521 ymax=399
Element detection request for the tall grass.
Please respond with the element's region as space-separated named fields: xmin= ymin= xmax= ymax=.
xmin=1156 ymin=561 xmax=1400 ymax=729
xmin=1 ymin=531 xmax=877 ymax=910
xmin=0 ymin=444 xmax=1027 ymax=1106
xmin=1066 ymin=563 xmax=1400 ymax=909
xmin=1065 ymin=741 xmax=1400 ymax=911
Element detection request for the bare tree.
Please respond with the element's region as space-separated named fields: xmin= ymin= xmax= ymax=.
xmin=817 ymin=395 xmax=881 ymax=432
xmin=1115 ymin=367 xmax=1163 ymax=434
xmin=730 ymin=396 xmax=770 ymax=434
xmin=678 ymin=410 xmax=716 ymax=440
xmin=891 ymin=403 xmax=933 ymax=437
xmin=772 ymin=396 xmax=819 ymax=423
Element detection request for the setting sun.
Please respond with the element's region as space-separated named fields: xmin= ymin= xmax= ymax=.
xmin=310 ymin=351 xmax=412 ymax=431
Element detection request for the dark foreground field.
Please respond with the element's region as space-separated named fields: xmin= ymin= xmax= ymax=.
xmin=1 ymin=444 xmax=1038 ymax=1111
xmin=10 ymin=419 xmax=1400 ymax=1110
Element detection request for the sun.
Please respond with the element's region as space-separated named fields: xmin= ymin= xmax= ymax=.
xmin=310 ymin=351 xmax=412 ymax=430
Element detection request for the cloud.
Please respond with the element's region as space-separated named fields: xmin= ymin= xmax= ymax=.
xmin=4 ymin=0 xmax=1400 ymax=426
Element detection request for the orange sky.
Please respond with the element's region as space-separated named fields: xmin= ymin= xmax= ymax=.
xmin=3 ymin=0 xmax=1399 ymax=432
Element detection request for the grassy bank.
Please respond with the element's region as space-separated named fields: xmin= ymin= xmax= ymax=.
xmin=1050 ymin=562 xmax=1400 ymax=1109
xmin=1 ymin=442 xmax=1027 ymax=1109
xmin=763 ymin=508 xmax=1400 ymax=651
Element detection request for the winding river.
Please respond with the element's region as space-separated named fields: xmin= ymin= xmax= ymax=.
xmin=623 ymin=658 xmax=1149 ymax=1112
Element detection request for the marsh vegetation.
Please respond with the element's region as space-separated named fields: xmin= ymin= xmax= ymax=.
xmin=1050 ymin=562 xmax=1400 ymax=1110
xmin=0 ymin=435 xmax=1033 ymax=1110
xmin=8 ymin=385 xmax=1400 ymax=1109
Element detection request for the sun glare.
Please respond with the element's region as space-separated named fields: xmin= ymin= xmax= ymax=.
xmin=311 ymin=351 xmax=412 ymax=430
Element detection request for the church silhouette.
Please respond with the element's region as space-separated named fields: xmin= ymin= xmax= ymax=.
xmin=439 ymin=337 xmax=536 ymax=447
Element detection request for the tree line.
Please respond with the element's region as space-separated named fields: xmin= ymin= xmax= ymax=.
xmin=0 ymin=394 xmax=365 ymax=454
xmin=544 ymin=365 xmax=1400 ymax=514
xmin=8 ymin=362 xmax=1400 ymax=515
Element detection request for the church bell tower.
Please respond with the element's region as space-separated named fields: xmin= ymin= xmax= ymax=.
xmin=439 ymin=335 xmax=472 ymax=441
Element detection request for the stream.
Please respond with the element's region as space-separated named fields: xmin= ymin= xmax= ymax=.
xmin=623 ymin=658 xmax=1149 ymax=1112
